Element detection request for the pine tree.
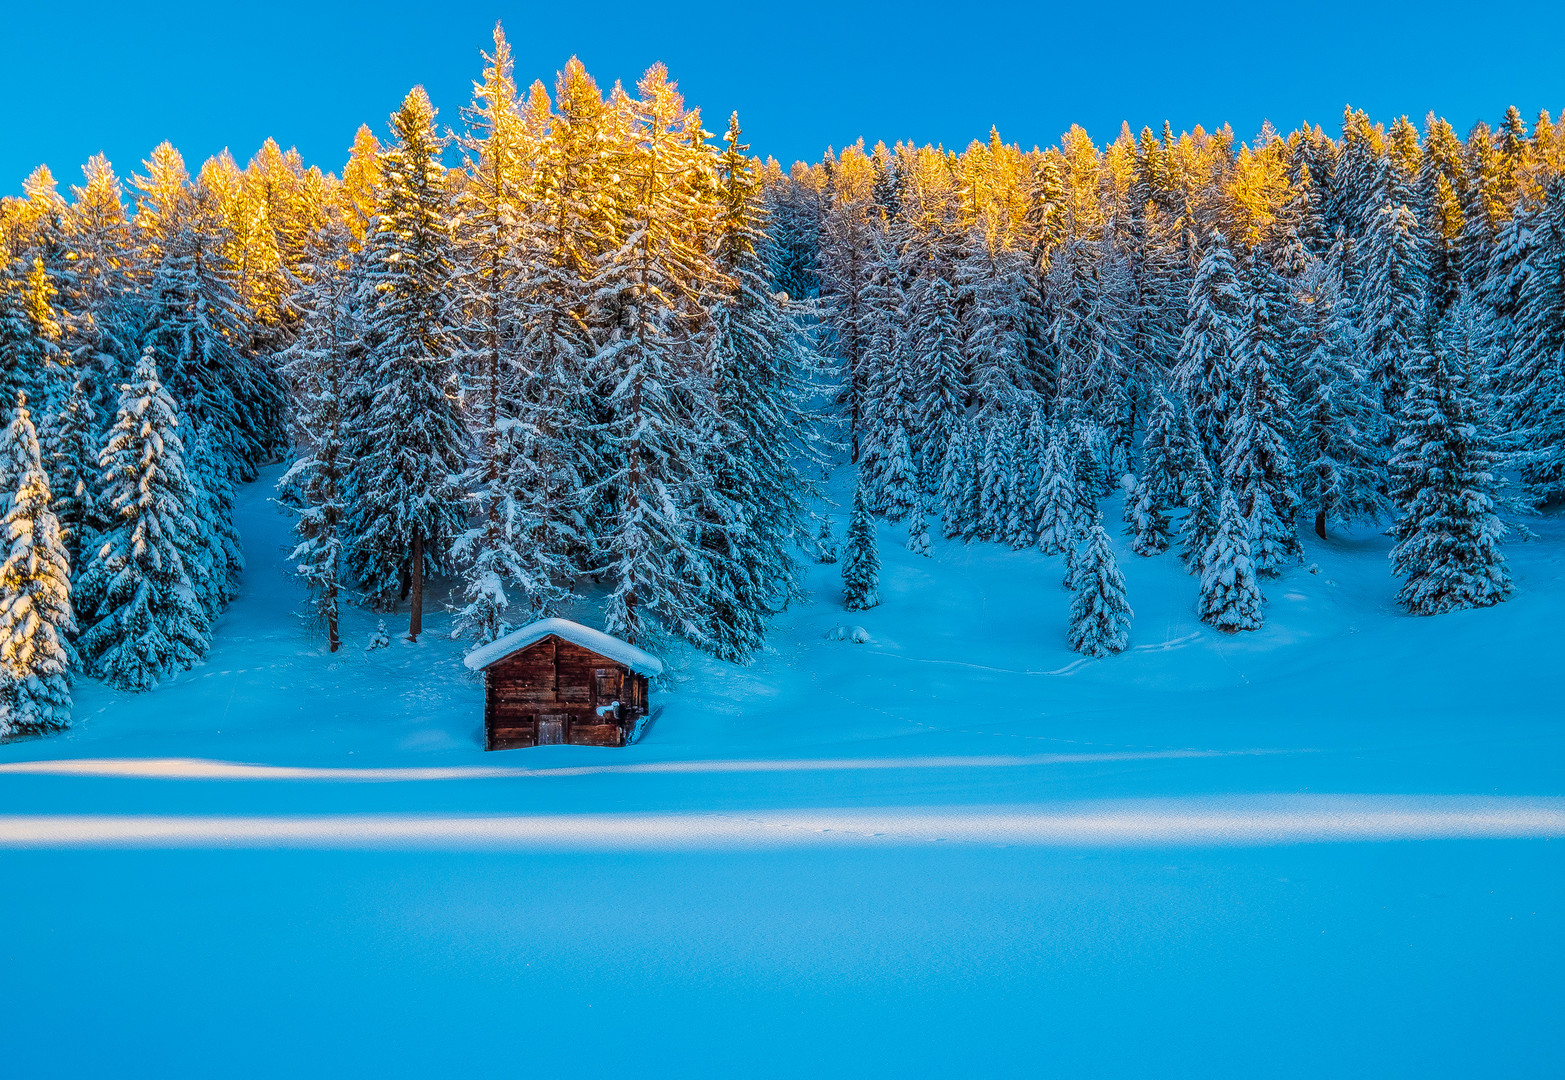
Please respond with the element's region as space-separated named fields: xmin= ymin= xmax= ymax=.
xmin=1359 ymin=190 xmax=1430 ymax=424
xmin=1174 ymin=231 xmax=1246 ymax=460
xmin=348 ymin=87 xmax=467 ymax=640
xmin=0 ymin=395 xmax=75 ymax=735
xmin=814 ymin=514 xmax=839 ymax=563
xmin=41 ymin=380 xmax=99 ymax=578
xmin=1180 ymin=449 xmax=1220 ymax=573
xmin=1388 ymin=300 xmax=1512 ymax=615
xmin=939 ymin=420 xmax=978 ymax=540
xmin=1068 ymin=516 xmax=1133 ymax=657
xmin=841 ymin=476 xmax=880 ymax=610
xmin=1222 ymin=305 xmax=1301 ymax=577
xmin=1505 ymin=176 xmax=1565 ymax=501
xmin=1198 ymin=489 xmax=1264 ymax=632
xmin=1124 ymin=471 xmax=1172 ymax=556
xmin=77 ymin=349 xmax=211 ymax=691
xmin=281 ymin=224 xmax=354 ymax=652
xmin=1034 ymin=426 xmax=1077 ymax=556
xmin=906 ymin=512 xmax=932 ymax=557
xmin=593 ymin=66 xmax=714 ymax=646
xmin=1294 ymin=252 xmax=1388 ymax=537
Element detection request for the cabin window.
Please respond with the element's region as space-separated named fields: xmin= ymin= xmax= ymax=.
xmin=593 ymin=668 xmax=622 ymax=706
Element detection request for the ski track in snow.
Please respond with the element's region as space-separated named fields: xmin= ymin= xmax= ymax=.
xmin=0 ymin=795 xmax=1558 ymax=849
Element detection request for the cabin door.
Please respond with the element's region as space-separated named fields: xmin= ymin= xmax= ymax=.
xmin=537 ymin=716 xmax=566 ymax=745
xmin=593 ymin=668 xmax=623 ymax=716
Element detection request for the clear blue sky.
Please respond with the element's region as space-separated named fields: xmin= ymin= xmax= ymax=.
xmin=4 ymin=0 xmax=1563 ymax=195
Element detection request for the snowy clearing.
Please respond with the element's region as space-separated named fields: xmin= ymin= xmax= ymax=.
xmin=2 ymin=466 xmax=1561 ymax=1078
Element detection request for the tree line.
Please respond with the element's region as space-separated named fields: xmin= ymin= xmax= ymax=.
xmin=1 ymin=22 xmax=1560 ymax=736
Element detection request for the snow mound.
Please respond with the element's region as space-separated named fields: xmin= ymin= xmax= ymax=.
xmin=462 ymin=618 xmax=664 ymax=677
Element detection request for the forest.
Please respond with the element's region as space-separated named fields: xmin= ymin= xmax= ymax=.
xmin=0 ymin=24 xmax=1561 ymax=737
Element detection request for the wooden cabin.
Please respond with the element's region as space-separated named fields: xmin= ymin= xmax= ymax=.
xmin=464 ymin=618 xmax=663 ymax=750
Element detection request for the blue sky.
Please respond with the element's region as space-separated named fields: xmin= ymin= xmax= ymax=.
xmin=4 ymin=0 xmax=1563 ymax=195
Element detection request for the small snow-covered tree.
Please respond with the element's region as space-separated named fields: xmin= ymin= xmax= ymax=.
xmin=906 ymin=512 xmax=932 ymax=557
xmin=77 ymin=349 xmax=210 ymax=690
xmin=1068 ymin=516 xmax=1133 ymax=657
xmin=841 ymin=476 xmax=880 ymax=610
xmin=939 ymin=420 xmax=979 ymax=540
xmin=1180 ymin=450 xmax=1220 ymax=573
xmin=0 ymin=396 xmax=75 ymax=736
xmin=1222 ymin=328 xmax=1300 ymax=577
xmin=879 ymin=420 xmax=919 ymax=523
xmin=1034 ymin=427 xmax=1077 ymax=556
xmin=1174 ymin=231 xmax=1245 ymax=460
xmin=814 ymin=514 xmax=839 ymax=564
xmin=1124 ymin=471 xmax=1172 ymax=556
xmin=1388 ymin=302 xmax=1512 ymax=615
xmin=1198 ymin=489 xmax=1264 ymax=632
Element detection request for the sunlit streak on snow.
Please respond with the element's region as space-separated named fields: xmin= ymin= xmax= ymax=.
xmin=0 ymin=749 xmax=1285 ymax=782
xmin=0 ymin=796 xmax=1558 ymax=849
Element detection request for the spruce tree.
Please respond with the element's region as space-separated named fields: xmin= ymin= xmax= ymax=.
xmin=1504 ymin=176 xmax=1565 ymax=501
xmin=814 ymin=514 xmax=839 ymax=564
xmin=1034 ymin=427 xmax=1077 ymax=556
xmin=939 ymin=420 xmax=978 ymax=540
xmin=906 ymin=512 xmax=932 ymax=557
xmin=1388 ymin=302 xmax=1512 ymax=615
xmin=1199 ymin=489 xmax=1264 ymax=633
xmin=1174 ymin=231 xmax=1246 ymax=461
xmin=0 ymin=395 xmax=75 ymax=735
xmin=78 ymin=350 xmax=211 ymax=691
xmin=348 ymin=87 xmax=468 ymax=640
xmin=1068 ymin=516 xmax=1133 ymax=657
xmin=1222 ymin=316 xmax=1301 ymax=577
xmin=1180 ymin=450 xmax=1220 ymax=573
xmin=42 ymin=380 xmax=99 ymax=577
xmin=1294 ymin=253 xmax=1388 ymax=537
xmin=1124 ymin=472 xmax=1172 ymax=556
xmin=841 ymin=476 xmax=880 ymax=611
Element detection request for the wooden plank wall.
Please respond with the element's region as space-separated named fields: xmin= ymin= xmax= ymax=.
xmin=483 ymin=635 xmax=650 ymax=750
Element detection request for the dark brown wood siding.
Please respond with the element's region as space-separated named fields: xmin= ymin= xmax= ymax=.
xmin=483 ymin=635 xmax=648 ymax=751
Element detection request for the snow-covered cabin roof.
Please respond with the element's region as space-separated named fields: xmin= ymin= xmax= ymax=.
xmin=463 ymin=618 xmax=664 ymax=677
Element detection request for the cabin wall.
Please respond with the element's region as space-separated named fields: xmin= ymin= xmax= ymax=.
xmin=483 ymin=635 xmax=649 ymax=751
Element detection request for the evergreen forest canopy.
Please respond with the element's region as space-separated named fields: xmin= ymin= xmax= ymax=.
xmin=0 ymin=23 xmax=1561 ymax=737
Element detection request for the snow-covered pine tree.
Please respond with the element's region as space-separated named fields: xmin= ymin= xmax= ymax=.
xmin=841 ymin=475 xmax=880 ymax=610
xmin=1069 ymin=421 xmax=1108 ymax=528
xmin=593 ymin=66 xmax=713 ymax=646
xmin=975 ymin=417 xmax=1009 ymax=541
xmin=1198 ymin=489 xmax=1264 ymax=632
xmin=1388 ymin=296 xmax=1512 ymax=615
xmin=77 ymin=349 xmax=211 ymax=690
xmin=1504 ymin=175 xmax=1565 ymax=502
xmin=906 ymin=511 xmax=932 ymax=557
xmin=347 ymin=87 xmax=468 ymax=641
xmin=1034 ymin=426 xmax=1077 ymax=556
xmin=815 ymin=514 xmax=839 ymax=564
xmin=62 ymin=155 xmax=136 ymax=408
xmin=1173 ymin=230 xmax=1246 ymax=461
xmin=449 ymin=26 xmax=545 ymax=647
xmin=0 ymin=395 xmax=75 ymax=736
xmin=1358 ymin=182 xmax=1430 ymax=426
xmin=939 ymin=419 xmax=978 ymax=540
xmin=41 ymin=380 xmax=99 ymax=578
xmin=1180 ymin=448 xmax=1220 ymax=573
xmin=1068 ymin=514 xmax=1133 ymax=657
xmin=1294 ymin=251 xmax=1389 ymax=538
xmin=685 ymin=113 xmax=821 ymax=660
xmin=878 ymin=420 xmax=919 ymax=523
xmin=1222 ymin=295 xmax=1301 ymax=577
xmin=1124 ymin=471 xmax=1172 ymax=556
xmin=184 ymin=422 xmax=244 ymax=621
xmin=0 ymin=254 xmax=58 ymax=413
xmin=817 ymin=145 xmax=882 ymax=461
xmin=1008 ymin=408 xmax=1047 ymax=548
xmin=280 ymin=222 xmax=355 ymax=651
xmin=909 ymin=263 xmax=966 ymax=491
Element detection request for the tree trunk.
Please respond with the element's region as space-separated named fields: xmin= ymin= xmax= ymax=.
xmin=1314 ymin=508 xmax=1327 ymax=540
xmin=408 ymin=530 xmax=424 ymax=642
xmin=326 ymin=582 xmax=340 ymax=653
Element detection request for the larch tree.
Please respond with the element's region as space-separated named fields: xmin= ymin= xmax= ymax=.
xmin=0 ymin=395 xmax=75 ymax=736
xmin=348 ymin=86 xmax=467 ymax=640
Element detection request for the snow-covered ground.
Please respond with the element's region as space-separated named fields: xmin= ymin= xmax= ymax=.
xmin=1 ymin=467 xmax=1560 ymax=1078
